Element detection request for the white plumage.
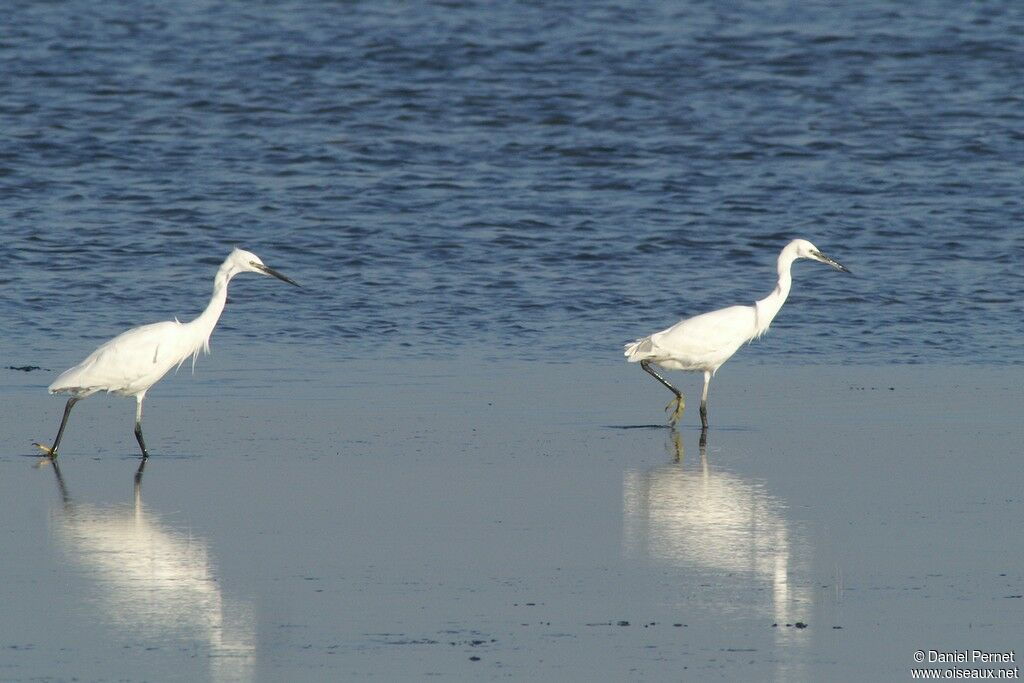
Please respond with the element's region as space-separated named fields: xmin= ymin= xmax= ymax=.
xmin=625 ymin=238 xmax=849 ymax=429
xmin=50 ymin=319 xmax=206 ymax=399
xmin=39 ymin=248 xmax=299 ymax=459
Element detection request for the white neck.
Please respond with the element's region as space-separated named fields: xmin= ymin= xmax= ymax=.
xmin=753 ymin=246 xmax=799 ymax=338
xmin=183 ymin=262 xmax=235 ymax=361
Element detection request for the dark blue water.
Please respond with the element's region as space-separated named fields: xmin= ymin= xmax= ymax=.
xmin=2 ymin=0 xmax=1022 ymax=365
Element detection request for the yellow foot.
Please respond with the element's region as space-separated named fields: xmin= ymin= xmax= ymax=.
xmin=32 ymin=442 xmax=55 ymax=457
xmin=664 ymin=396 xmax=685 ymax=426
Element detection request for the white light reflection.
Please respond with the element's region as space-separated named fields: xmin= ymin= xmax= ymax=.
xmin=49 ymin=461 xmax=255 ymax=683
xmin=623 ymin=433 xmax=812 ymax=643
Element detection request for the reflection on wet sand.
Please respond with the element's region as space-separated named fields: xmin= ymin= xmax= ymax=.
xmin=47 ymin=461 xmax=255 ymax=683
xmin=623 ymin=432 xmax=812 ymax=638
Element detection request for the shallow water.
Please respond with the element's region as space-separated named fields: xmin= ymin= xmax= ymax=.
xmin=2 ymin=1 xmax=1023 ymax=367
xmin=2 ymin=359 xmax=1023 ymax=681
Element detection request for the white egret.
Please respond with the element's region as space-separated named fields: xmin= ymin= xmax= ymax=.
xmin=37 ymin=248 xmax=299 ymax=459
xmin=624 ymin=238 xmax=849 ymax=428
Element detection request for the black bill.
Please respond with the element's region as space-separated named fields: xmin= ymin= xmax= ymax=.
xmin=811 ymin=250 xmax=850 ymax=274
xmin=253 ymin=262 xmax=301 ymax=286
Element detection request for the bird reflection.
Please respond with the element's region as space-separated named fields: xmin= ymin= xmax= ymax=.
xmin=47 ymin=461 xmax=255 ymax=682
xmin=622 ymin=431 xmax=812 ymax=637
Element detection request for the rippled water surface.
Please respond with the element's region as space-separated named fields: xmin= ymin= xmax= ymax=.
xmin=3 ymin=1 xmax=1023 ymax=365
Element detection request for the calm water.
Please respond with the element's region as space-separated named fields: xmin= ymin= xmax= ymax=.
xmin=4 ymin=362 xmax=1023 ymax=682
xmin=1 ymin=0 xmax=1022 ymax=367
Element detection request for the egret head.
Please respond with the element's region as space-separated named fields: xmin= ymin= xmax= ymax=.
xmin=225 ymin=248 xmax=300 ymax=286
xmin=791 ymin=239 xmax=850 ymax=274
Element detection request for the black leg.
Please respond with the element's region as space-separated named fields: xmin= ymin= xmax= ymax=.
xmin=699 ymin=371 xmax=711 ymax=429
xmin=133 ymin=398 xmax=149 ymax=458
xmin=640 ymin=360 xmax=682 ymax=399
xmin=46 ymin=397 xmax=79 ymax=459
xmin=134 ymin=421 xmax=150 ymax=458
xmin=641 ymin=360 xmax=685 ymax=426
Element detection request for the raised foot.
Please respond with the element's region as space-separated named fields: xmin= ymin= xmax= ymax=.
xmin=664 ymin=395 xmax=685 ymax=427
xmin=32 ymin=442 xmax=56 ymax=458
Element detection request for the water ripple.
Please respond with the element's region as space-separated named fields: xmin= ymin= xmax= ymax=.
xmin=1 ymin=1 xmax=1022 ymax=365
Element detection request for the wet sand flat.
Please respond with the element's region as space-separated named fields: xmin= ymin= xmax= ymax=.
xmin=1 ymin=356 xmax=1021 ymax=681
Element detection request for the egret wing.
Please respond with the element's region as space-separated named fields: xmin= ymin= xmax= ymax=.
xmin=647 ymin=305 xmax=757 ymax=369
xmin=49 ymin=321 xmax=190 ymax=396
